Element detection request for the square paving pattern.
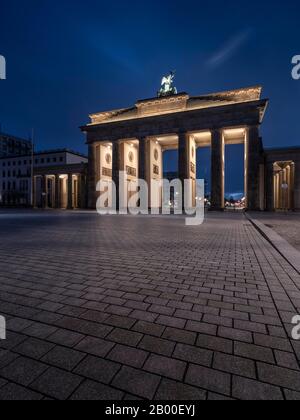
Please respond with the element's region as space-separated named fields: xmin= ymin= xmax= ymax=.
xmin=0 ymin=211 xmax=300 ymax=400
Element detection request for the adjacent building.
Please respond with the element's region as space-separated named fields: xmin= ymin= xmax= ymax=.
xmin=0 ymin=132 xmax=32 ymax=157
xmin=0 ymin=149 xmax=88 ymax=208
xmin=265 ymin=146 xmax=300 ymax=211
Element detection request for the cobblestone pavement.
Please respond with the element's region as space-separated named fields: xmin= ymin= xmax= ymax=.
xmin=0 ymin=210 xmax=300 ymax=400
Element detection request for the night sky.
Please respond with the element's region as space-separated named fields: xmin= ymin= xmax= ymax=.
xmin=1 ymin=0 xmax=300 ymax=195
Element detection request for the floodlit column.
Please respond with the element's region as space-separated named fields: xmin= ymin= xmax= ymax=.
xmin=67 ymin=174 xmax=73 ymax=209
xmin=276 ymin=173 xmax=280 ymax=209
xmin=247 ymin=126 xmax=262 ymax=211
xmin=290 ymin=164 xmax=295 ymax=210
xmin=147 ymin=138 xmax=162 ymax=210
xmin=186 ymin=135 xmax=197 ymax=208
xmin=112 ymin=141 xmax=120 ymax=210
xmin=55 ymin=175 xmax=60 ymax=209
xmin=211 ymin=129 xmax=225 ymax=211
xmin=139 ymin=137 xmax=147 ymax=181
xmin=178 ymin=132 xmax=189 ymax=210
xmin=87 ymin=143 xmax=97 ymax=209
xmin=42 ymin=175 xmax=48 ymax=208
xmin=266 ymin=163 xmax=274 ymax=211
xmin=279 ymin=171 xmax=283 ymax=209
xmin=77 ymin=175 xmax=84 ymax=209
xmin=286 ymin=166 xmax=291 ymax=210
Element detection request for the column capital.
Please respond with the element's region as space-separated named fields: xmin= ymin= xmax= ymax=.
xmin=177 ymin=130 xmax=189 ymax=139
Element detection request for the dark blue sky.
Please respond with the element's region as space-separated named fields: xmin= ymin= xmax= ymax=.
xmin=1 ymin=0 xmax=300 ymax=193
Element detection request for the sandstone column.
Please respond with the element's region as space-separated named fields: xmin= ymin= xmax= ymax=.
xmin=138 ymin=137 xmax=147 ymax=181
xmin=265 ymin=162 xmax=274 ymax=211
xmin=55 ymin=175 xmax=60 ymax=209
xmin=112 ymin=141 xmax=120 ymax=210
xmin=42 ymin=175 xmax=48 ymax=209
xmin=67 ymin=174 xmax=73 ymax=209
xmin=290 ymin=163 xmax=295 ymax=210
xmin=87 ymin=143 xmax=97 ymax=209
xmin=211 ymin=129 xmax=224 ymax=211
xmin=178 ymin=132 xmax=189 ymax=210
xmin=247 ymin=126 xmax=263 ymax=211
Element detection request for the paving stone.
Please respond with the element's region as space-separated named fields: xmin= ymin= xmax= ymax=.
xmin=138 ymin=335 xmax=175 ymax=357
xmin=108 ymin=344 xmax=148 ymax=368
xmin=31 ymin=367 xmax=83 ymax=400
xmin=218 ymin=326 xmax=253 ymax=343
xmin=47 ymin=329 xmax=85 ymax=347
xmin=185 ymin=320 xmax=217 ymax=336
xmin=155 ymin=378 xmax=206 ymax=400
xmin=112 ymin=366 xmax=161 ymax=399
xmin=75 ymin=336 xmax=114 ymax=357
xmin=6 ymin=317 xmax=33 ymax=332
xmin=107 ymin=328 xmax=143 ymax=347
xmin=156 ymin=315 xmax=186 ymax=329
xmin=144 ymin=354 xmax=186 ymax=381
xmin=23 ymin=323 xmax=57 ymax=340
xmin=185 ymin=364 xmax=231 ymax=396
xmin=284 ymin=389 xmax=300 ymax=400
xmin=162 ymin=327 xmax=196 ymax=346
xmin=0 ymin=378 xmax=7 ymax=388
xmin=74 ymin=355 xmax=120 ymax=383
xmin=70 ymin=379 xmax=124 ymax=400
xmin=0 ymin=331 xmax=27 ymax=350
xmin=207 ymin=392 xmax=235 ymax=401
xmin=234 ymin=342 xmax=275 ymax=364
xmin=196 ymin=334 xmax=233 ymax=354
xmin=0 ymin=357 xmax=48 ymax=386
xmin=0 ymin=349 xmax=19 ymax=369
xmin=0 ymin=383 xmax=43 ymax=400
xmin=203 ymin=314 xmax=232 ymax=328
xmin=213 ymin=352 xmax=256 ymax=379
xmin=132 ymin=321 xmax=165 ymax=337
xmin=254 ymin=334 xmax=293 ymax=352
xmin=41 ymin=346 xmax=86 ymax=371
xmin=104 ymin=315 xmax=136 ymax=329
xmin=173 ymin=343 xmax=213 ymax=367
xmin=275 ymin=350 xmax=300 ymax=370
xmin=14 ymin=338 xmax=55 ymax=360
xmin=257 ymin=362 xmax=300 ymax=392
xmin=232 ymin=376 xmax=284 ymax=400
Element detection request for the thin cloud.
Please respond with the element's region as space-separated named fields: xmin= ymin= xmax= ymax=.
xmin=207 ymin=29 xmax=253 ymax=68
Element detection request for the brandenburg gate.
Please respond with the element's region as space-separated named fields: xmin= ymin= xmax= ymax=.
xmin=81 ymin=78 xmax=268 ymax=211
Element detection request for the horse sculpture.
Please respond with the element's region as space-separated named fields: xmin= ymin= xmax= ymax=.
xmin=158 ymin=71 xmax=177 ymax=97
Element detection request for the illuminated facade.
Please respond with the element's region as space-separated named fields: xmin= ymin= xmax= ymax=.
xmin=265 ymin=147 xmax=300 ymax=211
xmin=82 ymin=86 xmax=269 ymax=211
xmin=0 ymin=150 xmax=88 ymax=208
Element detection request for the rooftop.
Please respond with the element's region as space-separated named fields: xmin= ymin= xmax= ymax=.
xmin=0 ymin=148 xmax=88 ymax=160
xmin=87 ymin=86 xmax=267 ymax=126
xmin=0 ymin=131 xmax=32 ymax=144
